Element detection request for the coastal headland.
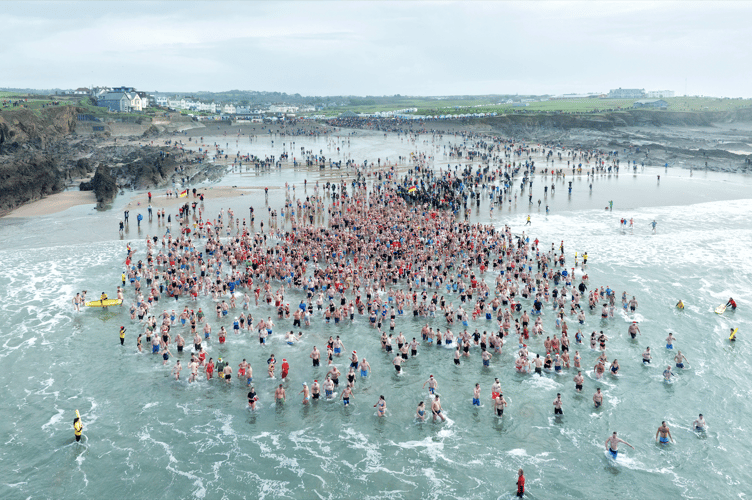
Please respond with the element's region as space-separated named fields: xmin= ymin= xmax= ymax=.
xmin=1 ymin=104 xmax=751 ymax=217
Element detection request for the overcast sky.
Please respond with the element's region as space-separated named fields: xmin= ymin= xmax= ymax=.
xmin=1 ymin=1 xmax=750 ymax=97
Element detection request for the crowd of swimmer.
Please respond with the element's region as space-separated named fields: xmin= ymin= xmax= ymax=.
xmin=107 ymin=159 xmax=645 ymax=422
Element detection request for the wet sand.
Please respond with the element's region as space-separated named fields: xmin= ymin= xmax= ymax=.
xmin=122 ymin=186 xmax=280 ymax=211
xmin=4 ymin=191 xmax=98 ymax=217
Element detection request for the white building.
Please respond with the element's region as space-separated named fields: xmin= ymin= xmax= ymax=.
xmin=646 ymin=90 xmax=675 ymax=98
xmin=223 ymin=104 xmax=237 ymax=114
xmin=268 ymin=104 xmax=298 ymax=113
xmin=126 ymin=92 xmax=142 ymax=111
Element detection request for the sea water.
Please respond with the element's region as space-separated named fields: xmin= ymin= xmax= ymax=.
xmin=0 ymin=130 xmax=751 ymax=499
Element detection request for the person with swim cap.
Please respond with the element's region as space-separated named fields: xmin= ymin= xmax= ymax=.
xmin=628 ymin=322 xmax=640 ymax=339
xmin=299 ymin=383 xmax=310 ymax=404
xmin=423 ymin=375 xmax=438 ymax=394
xmin=119 ymin=326 xmax=126 ymax=346
xmin=656 ymin=421 xmax=674 ymax=444
xmin=605 ymin=431 xmax=634 ymax=459
xmin=73 ymin=415 xmax=83 ymax=442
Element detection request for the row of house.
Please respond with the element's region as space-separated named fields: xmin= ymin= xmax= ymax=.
xmin=153 ymin=96 xmax=219 ymax=113
xmin=608 ymin=88 xmax=675 ymax=99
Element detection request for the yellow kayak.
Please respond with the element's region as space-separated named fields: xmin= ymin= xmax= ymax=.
xmin=85 ymin=299 xmax=123 ymax=307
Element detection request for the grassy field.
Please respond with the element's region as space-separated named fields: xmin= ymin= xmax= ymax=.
xmin=409 ymin=96 xmax=752 ymax=117
xmin=308 ymin=96 xmax=750 ymax=118
xmin=4 ymin=92 xmax=751 ymax=119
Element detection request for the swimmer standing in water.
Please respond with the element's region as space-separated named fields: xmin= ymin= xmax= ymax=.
xmin=605 ymin=431 xmax=634 ymax=459
xmin=431 ymin=395 xmax=446 ymax=422
xmin=628 ymin=321 xmax=640 ymax=339
xmin=593 ymin=388 xmax=604 ymax=408
xmin=656 ymin=421 xmax=674 ymax=444
xmin=674 ymin=351 xmax=688 ymax=369
xmin=692 ymin=414 xmax=707 ymax=431
xmin=374 ymin=395 xmax=386 ymax=416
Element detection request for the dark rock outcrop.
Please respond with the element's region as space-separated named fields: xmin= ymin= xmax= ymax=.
xmin=0 ymin=153 xmax=66 ymax=213
xmin=79 ymin=165 xmax=117 ymax=207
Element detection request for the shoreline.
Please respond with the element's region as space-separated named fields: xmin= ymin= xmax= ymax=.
xmin=3 ymin=190 xmax=98 ymax=218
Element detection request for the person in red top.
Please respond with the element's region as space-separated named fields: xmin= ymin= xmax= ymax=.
xmin=727 ymin=297 xmax=737 ymax=310
xmin=516 ymin=468 xmax=525 ymax=497
xmin=281 ymin=359 xmax=290 ymax=380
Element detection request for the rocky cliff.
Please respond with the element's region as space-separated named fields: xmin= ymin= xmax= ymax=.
xmin=0 ymin=106 xmax=89 ymax=213
xmin=480 ymin=108 xmax=752 ymax=135
xmin=0 ymin=106 xmax=202 ymax=214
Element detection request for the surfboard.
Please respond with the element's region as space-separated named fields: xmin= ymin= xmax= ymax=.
xmin=715 ymin=304 xmax=726 ymax=315
xmin=85 ymin=299 xmax=123 ymax=307
xmin=730 ymin=328 xmax=739 ymax=340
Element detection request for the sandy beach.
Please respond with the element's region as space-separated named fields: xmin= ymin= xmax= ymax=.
xmin=121 ymin=185 xmax=279 ymax=211
xmin=4 ymin=190 xmax=98 ymax=217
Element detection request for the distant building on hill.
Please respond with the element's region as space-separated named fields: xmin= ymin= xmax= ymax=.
xmin=550 ymin=93 xmax=600 ymax=100
xmin=608 ymin=88 xmax=645 ymax=99
xmin=97 ymin=92 xmax=131 ymax=112
xmin=96 ymin=91 xmax=142 ymax=112
xmin=646 ymin=90 xmax=675 ymax=98
xmin=269 ymin=104 xmax=298 ymax=113
xmin=633 ymin=99 xmax=668 ymax=109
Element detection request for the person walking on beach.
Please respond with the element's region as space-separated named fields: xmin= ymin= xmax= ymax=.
xmin=650 ymin=220 xmax=657 ymax=233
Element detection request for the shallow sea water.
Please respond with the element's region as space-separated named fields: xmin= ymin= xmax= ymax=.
xmin=1 ymin=130 xmax=751 ymax=499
